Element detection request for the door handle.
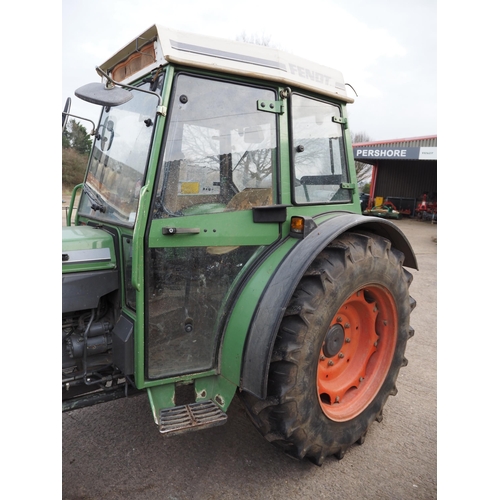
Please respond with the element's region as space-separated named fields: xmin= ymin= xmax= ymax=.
xmin=162 ymin=227 xmax=200 ymax=235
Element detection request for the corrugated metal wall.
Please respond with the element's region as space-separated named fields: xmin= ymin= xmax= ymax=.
xmin=375 ymin=160 xmax=437 ymax=200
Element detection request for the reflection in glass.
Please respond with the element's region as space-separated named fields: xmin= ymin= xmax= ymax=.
xmin=292 ymin=95 xmax=350 ymax=204
xmin=147 ymin=245 xmax=260 ymax=378
xmin=154 ymin=75 xmax=277 ymax=218
xmin=79 ymin=81 xmax=161 ymax=226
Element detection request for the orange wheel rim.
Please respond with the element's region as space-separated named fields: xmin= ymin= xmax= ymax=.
xmin=317 ymin=286 xmax=397 ymax=422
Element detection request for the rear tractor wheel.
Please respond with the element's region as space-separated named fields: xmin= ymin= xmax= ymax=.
xmin=239 ymin=231 xmax=415 ymax=465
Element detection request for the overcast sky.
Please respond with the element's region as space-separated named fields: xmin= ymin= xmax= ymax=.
xmin=62 ymin=0 xmax=437 ymax=142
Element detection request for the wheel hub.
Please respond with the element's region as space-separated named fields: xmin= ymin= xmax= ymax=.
xmin=323 ymin=324 xmax=345 ymax=358
xmin=317 ymin=286 xmax=397 ymax=422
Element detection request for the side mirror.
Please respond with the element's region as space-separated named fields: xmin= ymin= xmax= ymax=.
xmin=75 ymin=82 xmax=133 ymax=107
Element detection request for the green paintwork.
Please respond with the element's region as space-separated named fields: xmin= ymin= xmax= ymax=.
xmin=332 ymin=116 xmax=347 ymax=125
xmin=147 ymin=374 xmax=237 ymax=422
xmin=342 ymin=111 xmax=362 ymax=212
xmin=147 ymin=384 xmax=176 ymax=422
xmin=141 ymin=234 xmax=297 ymax=415
xmin=65 ymin=61 xmax=368 ymax=426
xmin=256 ymin=99 xmax=285 ymax=114
xmin=130 ymin=67 xmax=174 ymax=387
xmin=66 ymin=183 xmax=83 ymax=227
xmin=62 ymin=225 xmax=116 ymax=274
xmin=148 ymin=211 xmax=279 ymax=249
xmin=218 ymin=237 xmax=298 ymax=385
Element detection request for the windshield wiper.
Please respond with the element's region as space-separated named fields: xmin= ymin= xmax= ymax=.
xmin=83 ymin=184 xmax=106 ymax=213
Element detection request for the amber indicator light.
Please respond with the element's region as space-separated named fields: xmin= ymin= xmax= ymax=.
xmin=290 ymin=216 xmax=304 ymax=233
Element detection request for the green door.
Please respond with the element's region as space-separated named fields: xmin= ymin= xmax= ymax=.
xmin=145 ymin=73 xmax=281 ymax=380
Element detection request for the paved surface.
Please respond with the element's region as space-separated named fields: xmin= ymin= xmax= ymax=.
xmin=62 ymin=218 xmax=437 ymax=500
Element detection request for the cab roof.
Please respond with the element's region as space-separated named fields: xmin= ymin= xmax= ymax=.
xmin=99 ymin=24 xmax=354 ymax=103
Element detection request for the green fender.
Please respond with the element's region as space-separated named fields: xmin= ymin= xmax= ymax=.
xmin=238 ymin=213 xmax=417 ymax=399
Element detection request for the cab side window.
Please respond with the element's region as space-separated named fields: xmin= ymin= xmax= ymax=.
xmin=154 ymin=74 xmax=278 ymax=218
xmin=291 ymin=95 xmax=350 ymax=204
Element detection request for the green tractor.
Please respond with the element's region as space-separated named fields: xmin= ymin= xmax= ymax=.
xmin=62 ymin=25 xmax=417 ymax=465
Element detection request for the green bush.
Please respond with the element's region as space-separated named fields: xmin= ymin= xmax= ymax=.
xmin=62 ymin=147 xmax=88 ymax=190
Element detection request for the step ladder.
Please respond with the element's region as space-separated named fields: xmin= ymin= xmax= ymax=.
xmin=159 ymin=400 xmax=227 ymax=436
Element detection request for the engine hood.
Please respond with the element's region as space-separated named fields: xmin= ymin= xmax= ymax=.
xmin=62 ymin=226 xmax=117 ymax=274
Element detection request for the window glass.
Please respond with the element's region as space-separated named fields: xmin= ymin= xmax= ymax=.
xmin=147 ymin=245 xmax=260 ymax=379
xmin=79 ymin=80 xmax=160 ymax=226
xmin=292 ymin=95 xmax=350 ymax=204
xmin=154 ymin=75 xmax=277 ymax=218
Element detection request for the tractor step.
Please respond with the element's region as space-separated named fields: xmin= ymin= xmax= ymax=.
xmin=159 ymin=400 xmax=227 ymax=436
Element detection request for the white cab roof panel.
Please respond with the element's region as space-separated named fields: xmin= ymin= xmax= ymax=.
xmin=100 ymin=25 xmax=354 ymax=103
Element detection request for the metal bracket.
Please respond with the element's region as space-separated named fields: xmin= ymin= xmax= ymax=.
xmin=156 ymin=105 xmax=167 ymax=117
xmin=332 ymin=116 xmax=347 ymax=125
xmin=257 ymin=100 xmax=284 ymax=114
xmin=341 ymin=183 xmax=356 ymax=190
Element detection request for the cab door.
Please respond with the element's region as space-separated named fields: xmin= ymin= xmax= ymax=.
xmin=144 ymin=73 xmax=282 ymax=380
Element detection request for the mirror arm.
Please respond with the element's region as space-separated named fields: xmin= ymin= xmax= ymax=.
xmin=62 ymin=112 xmax=97 ymax=136
xmin=96 ymin=67 xmax=167 ymax=116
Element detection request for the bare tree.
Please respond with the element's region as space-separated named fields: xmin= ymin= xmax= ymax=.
xmin=236 ymin=31 xmax=275 ymax=48
xmin=351 ymin=131 xmax=372 ymax=183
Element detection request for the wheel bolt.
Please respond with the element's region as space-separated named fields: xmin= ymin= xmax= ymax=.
xmin=359 ymin=377 xmax=364 ymax=382
xmin=337 ymin=316 xmax=342 ymax=323
xmin=320 ymin=355 xmax=325 ymax=361
xmin=335 ymin=396 xmax=340 ymax=403
xmin=338 ymin=353 xmax=344 ymax=359
xmin=374 ymin=341 xmax=378 ymax=347
xmin=344 ymin=323 xmax=350 ymax=329
xmin=328 ymin=360 xmax=334 ymax=366
xmin=345 ymin=338 xmax=351 ymax=343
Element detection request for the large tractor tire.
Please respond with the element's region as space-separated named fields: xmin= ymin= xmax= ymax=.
xmin=239 ymin=231 xmax=415 ymax=465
